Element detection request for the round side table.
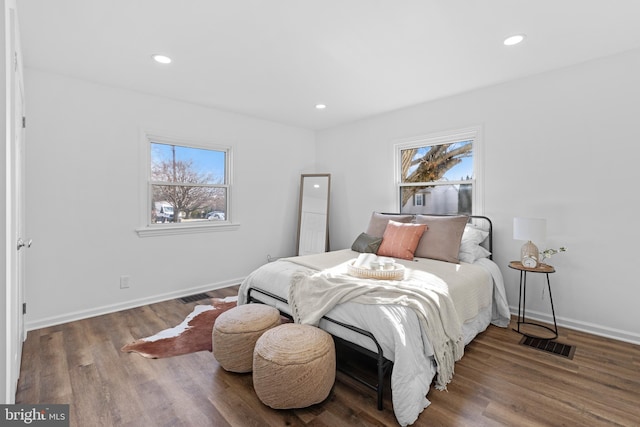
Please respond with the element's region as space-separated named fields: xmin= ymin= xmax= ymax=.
xmin=509 ymin=261 xmax=558 ymax=340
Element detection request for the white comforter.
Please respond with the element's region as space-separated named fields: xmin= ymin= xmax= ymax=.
xmin=237 ymin=249 xmax=510 ymax=426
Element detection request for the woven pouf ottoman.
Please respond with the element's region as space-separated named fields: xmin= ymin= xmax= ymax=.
xmin=252 ymin=323 xmax=335 ymax=409
xmin=212 ymin=303 xmax=281 ymax=373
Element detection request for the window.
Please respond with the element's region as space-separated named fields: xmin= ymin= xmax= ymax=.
xmin=137 ymin=133 xmax=237 ymax=236
xmin=395 ymin=126 xmax=482 ymax=215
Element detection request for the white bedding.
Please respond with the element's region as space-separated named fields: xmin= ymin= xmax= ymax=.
xmin=237 ymin=249 xmax=510 ymax=426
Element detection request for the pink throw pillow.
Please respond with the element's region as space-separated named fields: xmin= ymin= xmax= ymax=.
xmin=377 ymin=220 xmax=427 ymax=260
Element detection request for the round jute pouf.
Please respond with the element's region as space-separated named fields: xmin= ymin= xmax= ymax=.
xmin=252 ymin=323 xmax=335 ymax=409
xmin=212 ymin=304 xmax=281 ymax=373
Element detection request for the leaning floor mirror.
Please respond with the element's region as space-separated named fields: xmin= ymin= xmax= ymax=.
xmin=296 ymin=174 xmax=331 ymax=256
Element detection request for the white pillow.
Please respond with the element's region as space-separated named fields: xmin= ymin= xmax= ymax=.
xmin=458 ymin=245 xmax=492 ymax=263
xmin=462 ymin=224 xmax=489 ymax=244
xmin=458 ymin=225 xmax=491 ymax=263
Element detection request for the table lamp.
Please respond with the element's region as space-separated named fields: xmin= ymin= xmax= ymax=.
xmin=513 ymin=217 xmax=546 ymax=268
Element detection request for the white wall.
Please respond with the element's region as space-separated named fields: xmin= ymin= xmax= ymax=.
xmin=316 ymin=48 xmax=640 ymax=344
xmin=24 ymin=68 xmax=316 ymax=329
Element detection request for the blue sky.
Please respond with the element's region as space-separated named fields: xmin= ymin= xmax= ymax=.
xmin=446 ymin=156 xmax=473 ymax=181
xmin=151 ymin=142 xmax=226 ymax=183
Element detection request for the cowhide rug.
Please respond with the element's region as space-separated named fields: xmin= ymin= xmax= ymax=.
xmin=121 ymin=296 xmax=237 ymax=359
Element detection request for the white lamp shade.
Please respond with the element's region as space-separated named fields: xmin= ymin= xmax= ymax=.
xmin=513 ymin=217 xmax=546 ymax=243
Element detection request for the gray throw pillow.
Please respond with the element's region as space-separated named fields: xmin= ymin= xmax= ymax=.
xmin=351 ymin=232 xmax=383 ymax=253
xmin=414 ymin=215 xmax=469 ymax=263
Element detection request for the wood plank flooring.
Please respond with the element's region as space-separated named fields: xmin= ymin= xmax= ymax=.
xmin=15 ymin=286 xmax=640 ymax=426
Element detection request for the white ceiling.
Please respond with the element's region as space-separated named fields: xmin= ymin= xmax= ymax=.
xmin=18 ymin=0 xmax=640 ymax=130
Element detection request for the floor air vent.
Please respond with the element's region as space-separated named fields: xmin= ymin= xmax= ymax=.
xmin=179 ymin=293 xmax=211 ymax=304
xmin=519 ymin=336 xmax=576 ymax=359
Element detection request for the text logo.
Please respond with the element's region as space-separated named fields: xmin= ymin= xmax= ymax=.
xmin=1 ymin=405 xmax=69 ymax=426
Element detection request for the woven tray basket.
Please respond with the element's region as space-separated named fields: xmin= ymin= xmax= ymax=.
xmin=347 ymin=260 xmax=405 ymax=281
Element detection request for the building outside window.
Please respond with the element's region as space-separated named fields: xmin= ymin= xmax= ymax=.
xmin=395 ymin=126 xmax=482 ymax=215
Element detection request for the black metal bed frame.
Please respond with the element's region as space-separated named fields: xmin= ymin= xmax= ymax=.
xmin=246 ymin=214 xmax=493 ymax=411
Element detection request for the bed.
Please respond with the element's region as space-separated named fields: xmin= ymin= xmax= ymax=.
xmin=237 ymin=213 xmax=510 ymax=426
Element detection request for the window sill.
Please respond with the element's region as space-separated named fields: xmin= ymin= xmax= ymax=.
xmin=135 ymin=222 xmax=240 ymax=238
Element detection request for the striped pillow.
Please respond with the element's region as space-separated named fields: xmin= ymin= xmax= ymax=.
xmin=377 ymin=220 xmax=427 ymax=260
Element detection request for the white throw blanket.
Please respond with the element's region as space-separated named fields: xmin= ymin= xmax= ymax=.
xmin=288 ymin=261 xmax=464 ymax=391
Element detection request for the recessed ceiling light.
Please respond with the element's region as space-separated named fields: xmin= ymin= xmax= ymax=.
xmin=503 ymin=34 xmax=526 ymax=46
xmin=315 ymin=104 xmax=327 ymax=110
xmin=152 ymin=54 xmax=172 ymax=64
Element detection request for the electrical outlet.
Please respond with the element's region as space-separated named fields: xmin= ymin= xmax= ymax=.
xmin=120 ymin=275 xmax=130 ymax=289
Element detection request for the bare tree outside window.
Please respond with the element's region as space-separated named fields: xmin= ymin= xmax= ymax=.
xmin=397 ymin=137 xmax=475 ymax=215
xmin=150 ymin=142 xmax=228 ymax=224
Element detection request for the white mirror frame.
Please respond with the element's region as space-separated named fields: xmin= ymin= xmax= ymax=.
xmin=296 ymin=174 xmax=331 ymax=256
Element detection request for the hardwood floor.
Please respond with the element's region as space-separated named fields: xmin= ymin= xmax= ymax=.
xmin=16 ymin=286 xmax=640 ymax=427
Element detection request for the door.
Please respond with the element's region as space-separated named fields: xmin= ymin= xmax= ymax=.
xmin=5 ymin=0 xmax=27 ymax=403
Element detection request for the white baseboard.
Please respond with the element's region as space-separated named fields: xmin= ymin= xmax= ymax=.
xmin=25 ymin=277 xmax=245 ymax=332
xmin=509 ymin=305 xmax=640 ymax=346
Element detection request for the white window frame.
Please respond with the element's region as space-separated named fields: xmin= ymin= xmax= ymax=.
xmin=136 ymin=131 xmax=239 ymax=237
xmin=394 ymin=125 xmax=484 ymax=215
